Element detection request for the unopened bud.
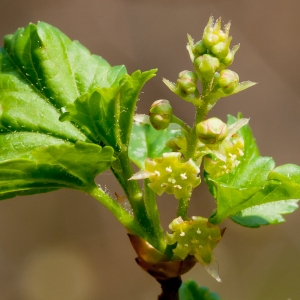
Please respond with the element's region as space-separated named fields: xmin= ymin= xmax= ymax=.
xmin=218 ymin=69 xmax=239 ymax=94
xmin=192 ymin=40 xmax=207 ymax=57
xmin=149 ymin=100 xmax=173 ymax=130
xmin=196 ymin=117 xmax=228 ymax=144
xmin=194 ymin=54 xmax=220 ymax=82
xmin=202 ymin=19 xmax=220 ymax=48
xmin=219 ymin=44 xmax=239 ymax=70
xmin=177 ymin=70 xmax=198 ymax=95
xmin=211 ymin=38 xmax=232 ymax=59
xmin=202 ymin=17 xmax=230 ymax=49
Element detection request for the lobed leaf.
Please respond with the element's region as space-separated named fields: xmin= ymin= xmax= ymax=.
xmin=0 ymin=22 xmax=136 ymax=200
xmin=205 ymin=115 xmax=299 ymax=226
xmin=61 ymin=69 xmax=157 ymax=152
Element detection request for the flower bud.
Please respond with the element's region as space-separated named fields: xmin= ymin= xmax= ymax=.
xmin=194 ymin=54 xmax=220 ymax=82
xmin=211 ymin=72 xmax=220 ymax=92
xmin=218 ymin=69 xmax=239 ymax=94
xmin=202 ymin=17 xmax=230 ymax=49
xmin=149 ymin=99 xmax=173 ymax=130
xmin=211 ymin=38 xmax=231 ymax=59
xmin=192 ymin=40 xmax=207 ymax=57
xmin=177 ymin=70 xmax=198 ymax=95
xmin=219 ymin=44 xmax=239 ymax=70
xmin=202 ymin=19 xmax=220 ymax=48
xmin=196 ymin=117 xmax=228 ymax=144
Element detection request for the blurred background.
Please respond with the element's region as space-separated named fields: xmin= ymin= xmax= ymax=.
xmin=0 ymin=0 xmax=300 ymax=299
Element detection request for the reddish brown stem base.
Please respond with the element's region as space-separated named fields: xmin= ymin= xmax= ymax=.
xmin=157 ymin=277 xmax=182 ymax=300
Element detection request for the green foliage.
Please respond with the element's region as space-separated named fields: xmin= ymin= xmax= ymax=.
xmin=205 ymin=115 xmax=300 ymax=227
xmin=0 ymin=21 xmax=155 ymax=200
xmin=61 ymin=69 xmax=156 ymax=151
xmin=128 ymin=121 xmax=182 ymax=169
xmin=179 ymin=280 xmax=221 ymax=300
xmin=1 ymin=16 xmax=300 ymax=299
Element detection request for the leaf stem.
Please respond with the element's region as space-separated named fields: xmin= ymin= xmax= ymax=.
xmin=115 ymin=151 xmax=155 ymax=237
xmin=143 ymin=179 xmax=166 ymax=252
xmin=86 ymin=184 xmax=151 ymax=241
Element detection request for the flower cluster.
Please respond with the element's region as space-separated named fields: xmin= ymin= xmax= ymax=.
xmin=198 ymin=118 xmax=248 ymax=178
xmin=166 ymin=216 xmax=222 ymax=281
xmin=185 ymin=16 xmax=240 ymax=96
xmin=130 ymin=152 xmax=200 ymax=199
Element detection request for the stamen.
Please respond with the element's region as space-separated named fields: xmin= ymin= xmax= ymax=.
xmin=180 ymin=173 xmax=187 ymax=180
xmin=174 ymin=185 xmax=182 ymax=189
xmin=166 ymin=166 xmax=172 ymax=172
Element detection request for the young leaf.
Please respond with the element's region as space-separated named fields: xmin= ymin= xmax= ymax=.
xmin=205 ymin=115 xmax=300 ymax=225
xmin=230 ymin=200 xmax=299 ymax=228
xmin=60 ymin=69 xmax=157 ymax=151
xmin=179 ymin=280 xmax=222 ymax=300
xmin=0 ymin=22 xmax=131 ymax=200
xmin=128 ymin=121 xmax=183 ymax=169
xmin=0 ymin=133 xmax=115 ymax=200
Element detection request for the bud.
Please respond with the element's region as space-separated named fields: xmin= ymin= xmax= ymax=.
xmin=218 ymin=69 xmax=239 ymax=94
xmin=211 ymin=72 xmax=220 ymax=92
xmin=202 ymin=17 xmax=230 ymax=50
xmin=194 ymin=54 xmax=220 ymax=82
xmin=211 ymin=38 xmax=232 ymax=59
xmin=196 ymin=118 xmax=228 ymax=144
xmin=177 ymin=70 xmax=198 ymax=95
xmin=192 ymin=40 xmax=207 ymax=57
xmin=202 ymin=17 xmax=220 ymax=48
xmin=149 ymin=99 xmax=173 ymax=130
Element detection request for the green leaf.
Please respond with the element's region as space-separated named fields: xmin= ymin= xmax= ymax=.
xmin=231 ymin=200 xmax=299 ymax=227
xmin=60 ymin=69 xmax=157 ymax=151
xmin=205 ymin=115 xmax=300 ymax=225
xmin=0 ymin=22 xmax=129 ymax=200
xmin=0 ymin=136 xmax=115 ymax=200
xmin=230 ymin=164 xmax=300 ymax=227
xmin=128 ymin=122 xmax=183 ymax=169
xmin=179 ymin=280 xmax=222 ymax=300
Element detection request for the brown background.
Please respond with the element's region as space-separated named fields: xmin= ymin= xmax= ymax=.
xmin=0 ymin=1 xmax=300 ymax=299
